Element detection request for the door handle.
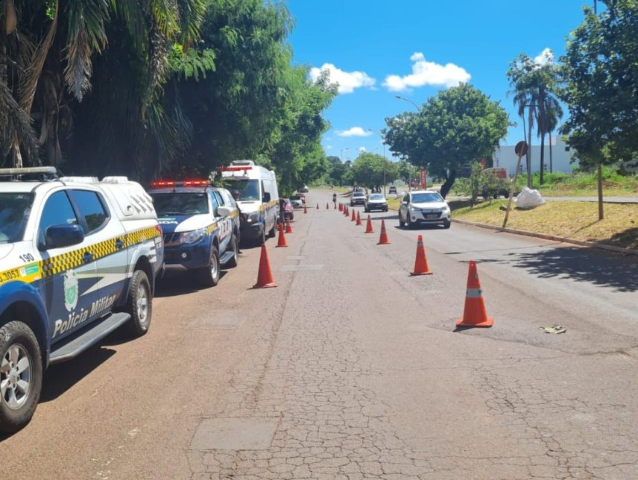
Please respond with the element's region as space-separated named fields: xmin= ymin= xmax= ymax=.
xmin=115 ymin=239 xmax=124 ymax=249
xmin=82 ymin=252 xmax=94 ymax=263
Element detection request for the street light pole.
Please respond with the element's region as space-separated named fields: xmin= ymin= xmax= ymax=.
xmin=394 ymin=95 xmax=420 ymax=111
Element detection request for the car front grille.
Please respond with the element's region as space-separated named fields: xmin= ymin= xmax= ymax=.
xmin=164 ymin=233 xmax=180 ymax=246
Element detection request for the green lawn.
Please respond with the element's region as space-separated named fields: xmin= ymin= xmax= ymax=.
xmin=451 ymin=200 xmax=638 ymax=250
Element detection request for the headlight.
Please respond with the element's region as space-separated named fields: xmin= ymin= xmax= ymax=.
xmin=442 ymin=205 xmax=450 ymax=212
xmin=241 ymin=212 xmax=260 ymax=224
xmin=409 ymin=205 xmax=419 ymax=212
xmin=179 ymin=228 xmax=206 ymax=244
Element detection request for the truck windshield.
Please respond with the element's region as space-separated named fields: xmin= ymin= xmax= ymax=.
xmin=228 ymin=179 xmax=260 ymax=201
xmin=0 ymin=193 xmax=33 ymax=243
xmin=151 ymin=193 xmax=209 ymax=216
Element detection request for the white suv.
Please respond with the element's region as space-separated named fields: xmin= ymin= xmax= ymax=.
xmin=398 ymin=190 xmax=451 ymax=229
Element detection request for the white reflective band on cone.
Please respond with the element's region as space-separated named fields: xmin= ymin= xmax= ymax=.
xmin=466 ymin=288 xmax=483 ymax=298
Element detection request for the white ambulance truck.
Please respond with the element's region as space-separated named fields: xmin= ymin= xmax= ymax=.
xmin=220 ymin=161 xmax=279 ymax=246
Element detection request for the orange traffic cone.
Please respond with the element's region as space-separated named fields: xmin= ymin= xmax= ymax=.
xmin=356 ymin=211 xmax=362 ymax=226
xmin=351 ymin=209 xmax=356 ymax=222
xmin=334 ymin=203 xmax=337 ymax=210
xmin=304 ymin=204 xmax=308 ymax=214
xmin=276 ymin=223 xmax=288 ymax=248
xmin=253 ymin=244 xmax=278 ymax=289
xmin=285 ymin=218 xmax=293 ymax=234
xmin=344 ymin=206 xmax=348 ymax=217
xmin=365 ymin=215 xmax=374 ymax=234
xmin=456 ymin=260 xmax=493 ymax=328
xmin=339 ymin=204 xmax=343 ymax=212
xmin=377 ymin=219 xmax=390 ymax=245
xmin=410 ymin=235 xmax=432 ymax=275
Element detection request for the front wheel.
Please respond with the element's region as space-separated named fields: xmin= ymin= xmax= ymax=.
xmin=443 ymin=219 xmax=451 ymax=229
xmin=406 ymin=214 xmax=413 ymax=229
xmin=0 ymin=321 xmax=43 ymax=434
xmin=226 ymin=234 xmax=239 ymax=268
xmin=399 ymin=211 xmax=405 ymax=228
xmin=125 ymin=270 xmax=152 ymax=337
xmin=196 ymin=245 xmax=220 ymax=288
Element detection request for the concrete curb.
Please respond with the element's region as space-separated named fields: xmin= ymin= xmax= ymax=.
xmin=452 ymin=218 xmax=638 ymax=256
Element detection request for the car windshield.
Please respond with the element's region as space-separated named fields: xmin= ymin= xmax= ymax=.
xmin=0 ymin=193 xmax=33 ymax=243
xmin=353 ymin=192 xmax=366 ymax=197
xmin=411 ymin=193 xmax=443 ymax=203
xmin=369 ymin=194 xmax=385 ymax=200
xmin=227 ymin=179 xmax=260 ymax=201
xmin=151 ymin=193 xmax=209 ymax=216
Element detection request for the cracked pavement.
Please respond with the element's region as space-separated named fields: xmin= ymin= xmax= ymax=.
xmin=1 ymin=190 xmax=637 ymax=479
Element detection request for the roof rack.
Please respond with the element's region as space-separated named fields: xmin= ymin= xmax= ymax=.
xmin=0 ymin=167 xmax=58 ymax=182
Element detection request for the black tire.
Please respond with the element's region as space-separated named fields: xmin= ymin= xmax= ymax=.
xmin=226 ymin=234 xmax=239 ymax=268
xmin=255 ymin=227 xmax=266 ymax=247
xmin=125 ymin=270 xmax=153 ymax=337
xmin=399 ymin=211 xmax=405 ymax=228
xmin=406 ymin=214 xmax=413 ymax=229
xmin=0 ymin=321 xmax=43 ymax=434
xmin=268 ymin=221 xmax=276 ymax=238
xmin=443 ymin=219 xmax=451 ymax=229
xmin=196 ymin=245 xmax=220 ymax=288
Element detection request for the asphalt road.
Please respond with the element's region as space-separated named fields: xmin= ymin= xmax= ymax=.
xmin=1 ymin=189 xmax=637 ymax=479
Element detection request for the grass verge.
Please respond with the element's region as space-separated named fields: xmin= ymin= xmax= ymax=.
xmin=450 ymin=200 xmax=638 ymax=251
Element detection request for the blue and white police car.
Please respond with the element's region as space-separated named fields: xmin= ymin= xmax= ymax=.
xmin=148 ymin=180 xmax=241 ymax=287
xmin=0 ymin=167 xmax=163 ymax=433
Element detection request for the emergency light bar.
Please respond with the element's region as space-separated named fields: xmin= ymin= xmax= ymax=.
xmin=217 ymin=166 xmax=252 ymax=172
xmin=150 ymin=179 xmax=210 ymax=188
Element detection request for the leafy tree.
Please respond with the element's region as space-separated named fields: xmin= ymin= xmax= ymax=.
xmin=384 ymin=84 xmax=510 ymax=198
xmin=351 ymin=152 xmax=398 ymax=191
xmin=560 ymin=0 xmax=638 ymax=169
xmin=327 ymin=155 xmax=346 ymax=186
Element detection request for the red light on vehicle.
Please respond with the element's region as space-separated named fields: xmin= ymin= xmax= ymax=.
xmin=151 ymin=180 xmax=175 ymax=188
xmin=183 ymin=179 xmax=209 ymax=186
xmin=217 ymin=166 xmax=252 ymax=172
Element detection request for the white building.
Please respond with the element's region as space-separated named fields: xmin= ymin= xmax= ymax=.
xmin=493 ymin=136 xmax=578 ymax=175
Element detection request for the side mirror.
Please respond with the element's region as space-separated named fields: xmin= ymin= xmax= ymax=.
xmin=43 ymin=224 xmax=84 ymax=250
xmin=262 ymin=192 xmax=271 ymax=203
xmin=217 ymin=206 xmax=232 ymax=217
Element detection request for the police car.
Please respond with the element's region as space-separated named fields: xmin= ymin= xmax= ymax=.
xmin=148 ymin=180 xmax=241 ymax=287
xmin=0 ymin=167 xmax=163 ymax=433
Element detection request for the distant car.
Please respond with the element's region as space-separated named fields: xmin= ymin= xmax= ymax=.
xmin=299 ymin=185 xmax=309 ymax=193
xmin=350 ymin=191 xmax=366 ymax=206
xmin=398 ymin=190 xmax=451 ymax=229
xmin=281 ymin=198 xmax=294 ymax=221
xmin=389 ymin=186 xmax=397 ymax=194
xmin=289 ymin=195 xmax=304 ymax=209
xmin=365 ymin=193 xmax=388 ymax=212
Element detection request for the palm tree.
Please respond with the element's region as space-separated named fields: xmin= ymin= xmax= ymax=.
xmin=1 ymin=0 xmax=205 ymax=167
xmin=544 ymin=101 xmax=564 ymax=173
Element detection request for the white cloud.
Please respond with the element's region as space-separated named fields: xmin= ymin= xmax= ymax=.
xmin=359 ymin=146 xmax=366 ymax=152
xmin=309 ymin=63 xmax=376 ymax=94
xmin=325 ymin=145 xmax=333 ymax=150
xmin=383 ymin=52 xmax=471 ymax=92
xmin=534 ymin=48 xmax=554 ymax=66
xmin=336 ymin=127 xmax=373 ymax=138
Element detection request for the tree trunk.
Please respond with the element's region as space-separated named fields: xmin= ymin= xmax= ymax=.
xmin=539 ymin=131 xmax=545 ymax=184
xmin=439 ymin=169 xmax=456 ymax=199
xmin=527 ymin=109 xmax=533 ymax=188
xmin=549 ymin=131 xmax=553 ymax=173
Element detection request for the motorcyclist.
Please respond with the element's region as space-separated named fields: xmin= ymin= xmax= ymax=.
xmin=332 ymin=192 xmax=337 ymax=205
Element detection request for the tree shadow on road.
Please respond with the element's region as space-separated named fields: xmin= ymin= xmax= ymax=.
xmin=155 ymin=271 xmax=228 ymax=297
xmin=505 ymin=246 xmax=638 ymax=293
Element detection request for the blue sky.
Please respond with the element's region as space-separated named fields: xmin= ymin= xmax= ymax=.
xmin=288 ymin=0 xmax=593 ymax=161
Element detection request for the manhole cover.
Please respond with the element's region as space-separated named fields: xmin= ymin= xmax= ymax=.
xmin=190 ymin=418 xmax=278 ymax=450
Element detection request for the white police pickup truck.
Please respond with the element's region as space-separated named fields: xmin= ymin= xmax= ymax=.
xmin=148 ymin=180 xmax=241 ymax=287
xmin=0 ymin=167 xmax=163 ymax=433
